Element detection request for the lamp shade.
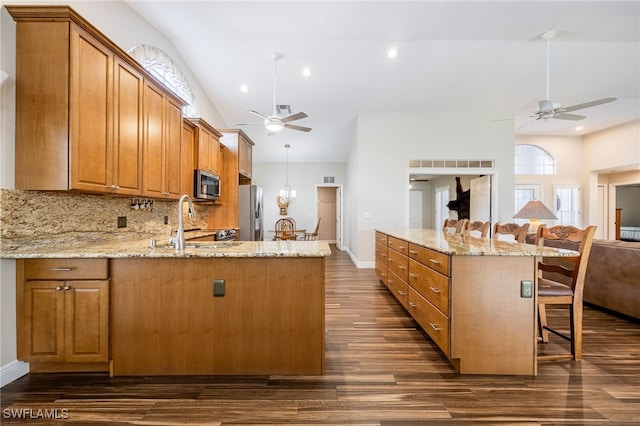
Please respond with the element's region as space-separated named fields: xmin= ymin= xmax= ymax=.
xmin=513 ymin=200 xmax=558 ymax=220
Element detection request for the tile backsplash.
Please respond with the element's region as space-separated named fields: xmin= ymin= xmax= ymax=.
xmin=0 ymin=189 xmax=209 ymax=239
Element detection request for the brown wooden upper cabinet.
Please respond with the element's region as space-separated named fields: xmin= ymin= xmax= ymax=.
xmin=219 ymin=129 xmax=254 ymax=180
xmin=8 ymin=6 xmax=186 ymax=197
xmin=189 ymin=118 xmax=222 ymax=176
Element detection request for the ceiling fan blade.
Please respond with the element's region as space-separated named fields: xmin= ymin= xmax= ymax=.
xmin=517 ymin=117 xmax=537 ymax=129
xmin=554 ymin=113 xmax=586 ymax=121
xmin=561 ymin=97 xmax=617 ymax=113
xmin=284 ymin=123 xmax=312 ymax=132
xmin=282 ymin=112 xmax=308 ymax=123
xmin=233 ymin=122 xmax=262 ymax=126
xmin=247 ymin=109 xmax=267 ymax=119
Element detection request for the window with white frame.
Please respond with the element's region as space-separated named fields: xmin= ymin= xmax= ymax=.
xmin=554 ymin=185 xmax=581 ymax=227
xmin=514 ymin=184 xmax=540 ymax=225
xmin=128 ymin=44 xmax=199 ymax=117
xmin=515 ymin=144 xmax=556 ymax=175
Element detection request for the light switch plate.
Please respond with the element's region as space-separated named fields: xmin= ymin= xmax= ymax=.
xmin=521 ymin=280 xmax=533 ymax=298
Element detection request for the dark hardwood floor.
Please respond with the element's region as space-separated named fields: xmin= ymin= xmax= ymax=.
xmin=2 ymin=245 xmax=639 ymax=424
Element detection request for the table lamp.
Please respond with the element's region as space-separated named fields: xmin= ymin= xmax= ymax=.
xmin=513 ymin=200 xmax=557 ymax=232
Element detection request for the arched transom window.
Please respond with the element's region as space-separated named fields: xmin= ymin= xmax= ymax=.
xmin=515 ymin=144 xmax=556 ymax=175
xmin=128 ymin=44 xmax=199 ymax=117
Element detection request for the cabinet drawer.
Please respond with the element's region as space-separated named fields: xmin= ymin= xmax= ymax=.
xmin=387 ymin=248 xmax=408 ymax=282
xmin=24 ymin=259 xmax=108 ymax=280
xmin=408 ymin=259 xmax=450 ymax=316
xmin=408 ymin=287 xmax=450 ymax=357
xmin=408 ymin=243 xmax=450 ymax=276
xmin=375 ymin=241 xmax=387 ymax=262
xmin=387 ymin=270 xmax=408 ymax=309
xmin=375 ymin=231 xmax=388 ymax=245
xmin=375 ymin=259 xmax=388 ymax=286
xmin=387 ymin=236 xmax=409 ymax=256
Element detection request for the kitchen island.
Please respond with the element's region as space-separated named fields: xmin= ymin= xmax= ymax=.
xmin=4 ymin=234 xmax=331 ymax=376
xmin=375 ymin=229 xmax=579 ymax=376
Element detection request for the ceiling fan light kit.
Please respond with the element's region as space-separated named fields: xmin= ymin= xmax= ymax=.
xmin=242 ymin=52 xmax=312 ymax=134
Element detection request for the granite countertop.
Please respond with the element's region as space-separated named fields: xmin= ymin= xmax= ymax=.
xmin=378 ymin=229 xmax=579 ymax=257
xmin=0 ymin=231 xmax=332 ymax=259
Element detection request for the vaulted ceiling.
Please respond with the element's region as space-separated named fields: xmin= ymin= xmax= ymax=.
xmin=126 ymin=1 xmax=640 ymax=163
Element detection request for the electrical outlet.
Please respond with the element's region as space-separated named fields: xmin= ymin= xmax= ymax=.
xmin=213 ymin=279 xmax=225 ymax=297
xmin=164 ymin=215 xmax=169 ymax=225
xmin=521 ymin=280 xmax=533 ymax=298
xmin=117 ymin=216 xmax=127 ymax=228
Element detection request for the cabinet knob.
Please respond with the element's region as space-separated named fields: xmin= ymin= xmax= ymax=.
xmin=63 ymin=286 xmax=71 ymax=291
xmin=55 ymin=286 xmax=62 ymax=291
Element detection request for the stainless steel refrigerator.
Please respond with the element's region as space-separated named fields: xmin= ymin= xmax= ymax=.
xmin=238 ymin=185 xmax=264 ymax=241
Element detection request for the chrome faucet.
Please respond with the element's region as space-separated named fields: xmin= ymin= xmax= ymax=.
xmin=169 ymin=194 xmax=195 ymax=250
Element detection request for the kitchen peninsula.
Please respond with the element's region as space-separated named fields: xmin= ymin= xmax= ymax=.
xmin=375 ymin=229 xmax=579 ymax=376
xmin=3 ymin=234 xmax=331 ymax=376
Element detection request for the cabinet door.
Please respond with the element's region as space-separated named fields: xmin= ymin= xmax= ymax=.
xmin=112 ymin=58 xmax=144 ymax=195
xmin=165 ymin=96 xmax=183 ymax=198
xmin=24 ymin=281 xmax=65 ymax=362
xmin=142 ymin=81 xmax=166 ymax=198
xmin=181 ymin=120 xmax=196 ymax=197
xmin=64 ymin=281 xmax=109 ymax=363
xmin=239 ymin=136 xmax=252 ymax=178
xmin=69 ymin=25 xmax=112 ymax=192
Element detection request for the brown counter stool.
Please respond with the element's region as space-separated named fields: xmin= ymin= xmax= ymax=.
xmin=492 ymin=222 xmax=530 ymax=243
xmin=443 ymin=218 xmax=468 ymax=234
xmin=535 ymin=224 xmax=597 ymax=361
xmin=464 ymin=220 xmax=490 ymax=238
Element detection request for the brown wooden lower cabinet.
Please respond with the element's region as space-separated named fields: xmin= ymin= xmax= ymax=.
xmin=109 ymin=256 xmax=325 ymax=376
xmin=375 ymin=231 xmax=538 ymax=376
xmin=17 ymin=259 xmax=110 ymax=372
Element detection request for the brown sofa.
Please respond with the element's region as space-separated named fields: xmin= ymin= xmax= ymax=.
xmin=540 ymin=238 xmax=640 ymax=320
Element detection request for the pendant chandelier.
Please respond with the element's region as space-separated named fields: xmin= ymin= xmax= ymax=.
xmin=279 ymin=144 xmax=296 ymax=204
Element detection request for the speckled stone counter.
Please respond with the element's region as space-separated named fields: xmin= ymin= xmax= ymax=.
xmin=377 ymin=228 xmax=578 ymax=257
xmin=0 ymin=231 xmax=332 ymax=259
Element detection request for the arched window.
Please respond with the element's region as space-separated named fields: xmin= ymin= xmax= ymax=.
xmin=515 ymin=144 xmax=556 ymax=175
xmin=128 ymin=44 xmax=199 ymax=117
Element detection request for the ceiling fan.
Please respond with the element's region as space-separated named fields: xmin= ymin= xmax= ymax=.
xmin=528 ymin=30 xmax=616 ymax=123
xmin=241 ymin=52 xmax=311 ymax=134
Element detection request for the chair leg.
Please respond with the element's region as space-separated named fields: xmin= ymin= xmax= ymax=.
xmin=571 ymin=303 xmax=583 ymax=361
xmin=538 ymin=303 xmax=549 ymax=343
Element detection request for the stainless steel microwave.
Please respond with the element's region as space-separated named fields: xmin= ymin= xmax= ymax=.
xmin=194 ymin=170 xmax=220 ymax=201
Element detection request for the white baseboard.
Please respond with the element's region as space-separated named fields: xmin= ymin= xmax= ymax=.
xmin=0 ymin=360 xmax=29 ymax=387
xmin=342 ymin=246 xmax=374 ymax=269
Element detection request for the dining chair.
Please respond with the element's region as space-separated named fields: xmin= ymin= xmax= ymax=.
xmin=463 ymin=220 xmax=490 ymax=238
xmin=302 ymin=217 xmax=321 ymax=241
xmin=274 ymin=218 xmax=297 ymax=241
xmin=492 ymin=222 xmax=530 ymax=243
xmin=535 ymin=224 xmax=597 ymax=361
xmin=443 ymin=218 xmax=467 ymax=234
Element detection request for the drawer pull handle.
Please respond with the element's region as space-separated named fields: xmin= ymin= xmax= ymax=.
xmin=51 ymin=268 xmax=73 ymax=271
xmin=398 ymin=290 xmax=405 ymax=296
xmin=429 ymin=322 xmax=441 ymax=332
xmin=409 ymin=250 xmax=418 ymax=255
xmin=398 ymin=245 xmax=406 ymax=250
xmin=388 ymin=279 xmax=394 ymax=284
xmin=429 ymin=259 xmax=441 ymax=265
xmin=55 ymin=286 xmax=62 ymax=291
xmin=409 ymin=273 xmax=417 ymax=278
xmin=398 ymin=265 xmax=406 ymax=270
xmin=430 ymin=287 xmax=441 ymax=294
xmin=63 ymin=286 xmax=71 ymax=291
xmin=409 ymin=302 xmax=417 ymax=308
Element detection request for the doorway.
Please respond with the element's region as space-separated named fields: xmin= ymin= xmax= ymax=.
xmin=315 ymin=185 xmax=343 ymax=250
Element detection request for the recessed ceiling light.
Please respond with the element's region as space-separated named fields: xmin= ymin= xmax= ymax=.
xmin=575 ymin=126 xmax=584 ymax=131
xmin=302 ymin=67 xmax=311 ymax=77
xmin=240 ymin=84 xmax=249 ymax=93
xmin=387 ymin=48 xmax=399 ymax=59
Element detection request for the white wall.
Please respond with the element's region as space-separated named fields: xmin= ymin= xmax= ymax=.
xmin=352 ymin=112 xmax=515 ymax=263
xmin=252 ymin=162 xmax=346 ymax=239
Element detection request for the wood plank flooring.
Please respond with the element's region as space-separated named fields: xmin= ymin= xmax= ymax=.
xmin=2 ymin=245 xmax=640 ymax=424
